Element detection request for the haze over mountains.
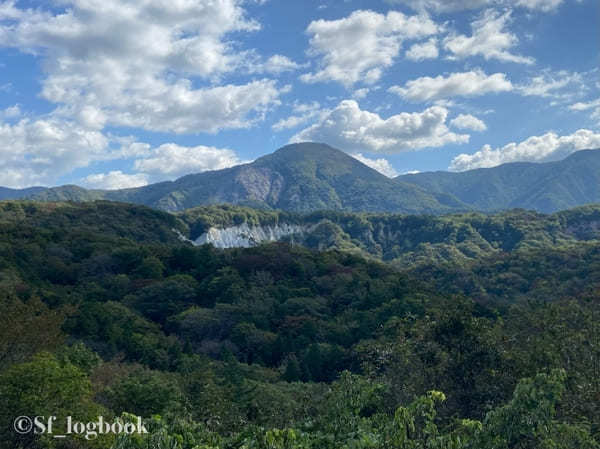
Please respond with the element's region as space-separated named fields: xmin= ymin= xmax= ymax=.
xmin=2 ymin=142 xmax=600 ymax=214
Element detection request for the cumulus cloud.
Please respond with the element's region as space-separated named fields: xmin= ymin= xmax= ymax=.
xmin=249 ymin=54 xmax=305 ymax=74
xmin=353 ymin=88 xmax=370 ymax=99
xmin=82 ymin=142 xmax=247 ymax=189
xmin=351 ymin=153 xmax=399 ymax=177
xmin=450 ymin=129 xmax=600 ymax=171
xmin=450 ymin=114 xmax=487 ymax=131
xmin=443 ymin=10 xmax=534 ymax=64
xmin=291 ymin=100 xmax=469 ymax=153
xmin=517 ymin=71 xmax=584 ymax=99
xmin=406 ymin=38 xmax=439 ymax=61
xmin=133 ymin=143 xmax=246 ymax=181
xmin=272 ymin=101 xmax=327 ymax=131
xmin=387 ymin=0 xmax=564 ymax=12
xmin=82 ymin=171 xmax=149 ymax=190
xmin=300 ymin=10 xmax=439 ymax=87
xmin=0 ymin=117 xmax=110 ymax=187
xmin=1 ymin=104 xmax=20 ymax=119
xmin=389 ymin=70 xmax=513 ymax=102
xmin=0 ymin=113 xmax=246 ymax=188
xmin=388 ymin=0 xmax=491 ymax=13
xmin=0 ymin=0 xmax=285 ymax=134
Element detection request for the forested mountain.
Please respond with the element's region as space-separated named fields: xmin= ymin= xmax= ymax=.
xmin=176 ymin=203 xmax=600 ymax=268
xmin=26 ymin=143 xmax=467 ymax=214
xmin=400 ymin=149 xmax=600 ymax=213
xmin=1 ymin=200 xmax=599 ymax=448
xmin=0 ymin=186 xmax=46 ymax=200
xmin=4 ymin=144 xmax=600 ymax=215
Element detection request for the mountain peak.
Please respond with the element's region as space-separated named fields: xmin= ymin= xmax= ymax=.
xmin=9 ymin=144 xmax=600 ymax=215
xmin=6 ymin=142 xmax=462 ymax=214
xmin=262 ymin=142 xmax=359 ymax=164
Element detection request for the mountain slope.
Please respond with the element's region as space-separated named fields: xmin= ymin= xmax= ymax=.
xmin=176 ymin=203 xmax=600 ymax=269
xmin=399 ymin=149 xmax=600 ymax=213
xmin=30 ymin=143 xmax=468 ymax=214
xmin=7 ymin=144 xmax=600 ymax=214
xmin=0 ymin=186 xmax=46 ymax=200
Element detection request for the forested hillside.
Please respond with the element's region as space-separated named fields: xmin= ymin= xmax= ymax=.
xmin=0 ymin=200 xmax=599 ymax=448
xmin=178 ymin=203 xmax=600 ymax=268
xmin=400 ymin=149 xmax=600 ymax=213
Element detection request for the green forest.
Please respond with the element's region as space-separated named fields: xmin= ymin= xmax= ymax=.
xmin=1 ymin=200 xmax=599 ymax=448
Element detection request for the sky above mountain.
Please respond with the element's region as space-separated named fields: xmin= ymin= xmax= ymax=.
xmin=0 ymin=0 xmax=599 ymax=189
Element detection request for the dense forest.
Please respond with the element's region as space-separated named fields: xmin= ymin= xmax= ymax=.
xmin=0 ymin=201 xmax=599 ymax=448
xmin=178 ymin=203 xmax=600 ymax=268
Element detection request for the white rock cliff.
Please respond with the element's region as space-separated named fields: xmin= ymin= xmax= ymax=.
xmin=192 ymin=223 xmax=307 ymax=248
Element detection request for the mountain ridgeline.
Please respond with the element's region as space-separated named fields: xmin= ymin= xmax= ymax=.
xmin=399 ymin=149 xmax=600 ymax=213
xmin=5 ymin=142 xmax=600 ymax=214
xmin=8 ymin=143 xmax=465 ymax=214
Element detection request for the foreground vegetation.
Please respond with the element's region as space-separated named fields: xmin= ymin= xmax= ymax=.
xmin=0 ymin=201 xmax=599 ymax=448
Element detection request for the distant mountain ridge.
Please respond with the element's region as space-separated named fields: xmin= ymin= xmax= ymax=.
xmin=0 ymin=186 xmax=47 ymax=200
xmin=5 ymin=143 xmax=466 ymax=214
xmin=2 ymin=143 xmax=600 ymax=214
xmin=399 ymin=149 xmax=600 ymax=213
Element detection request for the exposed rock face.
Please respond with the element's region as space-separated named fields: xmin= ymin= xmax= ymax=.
xmin=193 ymin=223 xmax=307 ymax=248
xmin=235 ymin=167 xmax=285 ymax=203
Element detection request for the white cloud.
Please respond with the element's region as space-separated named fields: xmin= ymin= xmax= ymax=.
xmin=517 ymin=71 xmax=583 ymax=99
xmin=82 ymin=171 xmax=149 ymax=190
xmin=1 ymin=104 xmax=20 ymax=119
xmin=569 ymin=98 xmax=600 ymax=121
xmin=272 ymin=115 xmax=313 ymax=131
xmin=272 ymin=101 xmax=327 ymax=131
xmin=0 ymin=116 xmax=110 ymax=187
xmin=77 ymin=78 xmax=281 ymax=134
xmin=387 ymin=0 xmax=564 ymax=12
xmin=450 ymin=114 xmax=487 ymax=131
xmin=386 ymin=0 xmax=492 ymax=13
xmin=250 ymin=54 xmax=305 ymax=74
xmin=443 ymin=10 xmax=534 ymax=64
xmin=0 ymin=0 xmax=258 ymax=76
xmin=515 ymin=0 xmax=564 ymax=11
xmin=301 ymin=10 xmax=439 ymax=87
xmin=292 ymin=101 xmax=321 ymax=114
xmin=0 ymin=111 xmax=247 ymax=187
xmin=450 ymin=129 xmax=600 ymax=171
xmin=569 ymin=99 xmax=600 ymax=112
xmin=291 ymin=100 xmax=469 ymax=153
xmin=389 ymin=70 xmax=513 ymax=102
xmin=406 ymin=38 xmax=439 ymax=61
xmin=0 ymin=0 xmax=284 ymax=134
xmin=353 ymin=88 xmax=370 ymax=99
xmin=133 ymin=143 xmax=245 ymax=181
xmin=351 ymin=153 xmax=399 ymax=177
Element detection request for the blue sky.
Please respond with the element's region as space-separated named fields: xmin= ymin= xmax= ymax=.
xmin=0 ymin=0 xmax=599 ymax=189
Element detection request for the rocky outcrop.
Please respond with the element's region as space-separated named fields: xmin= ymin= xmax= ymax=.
xmin=192 ymin=223 xmax=307 ymax=248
